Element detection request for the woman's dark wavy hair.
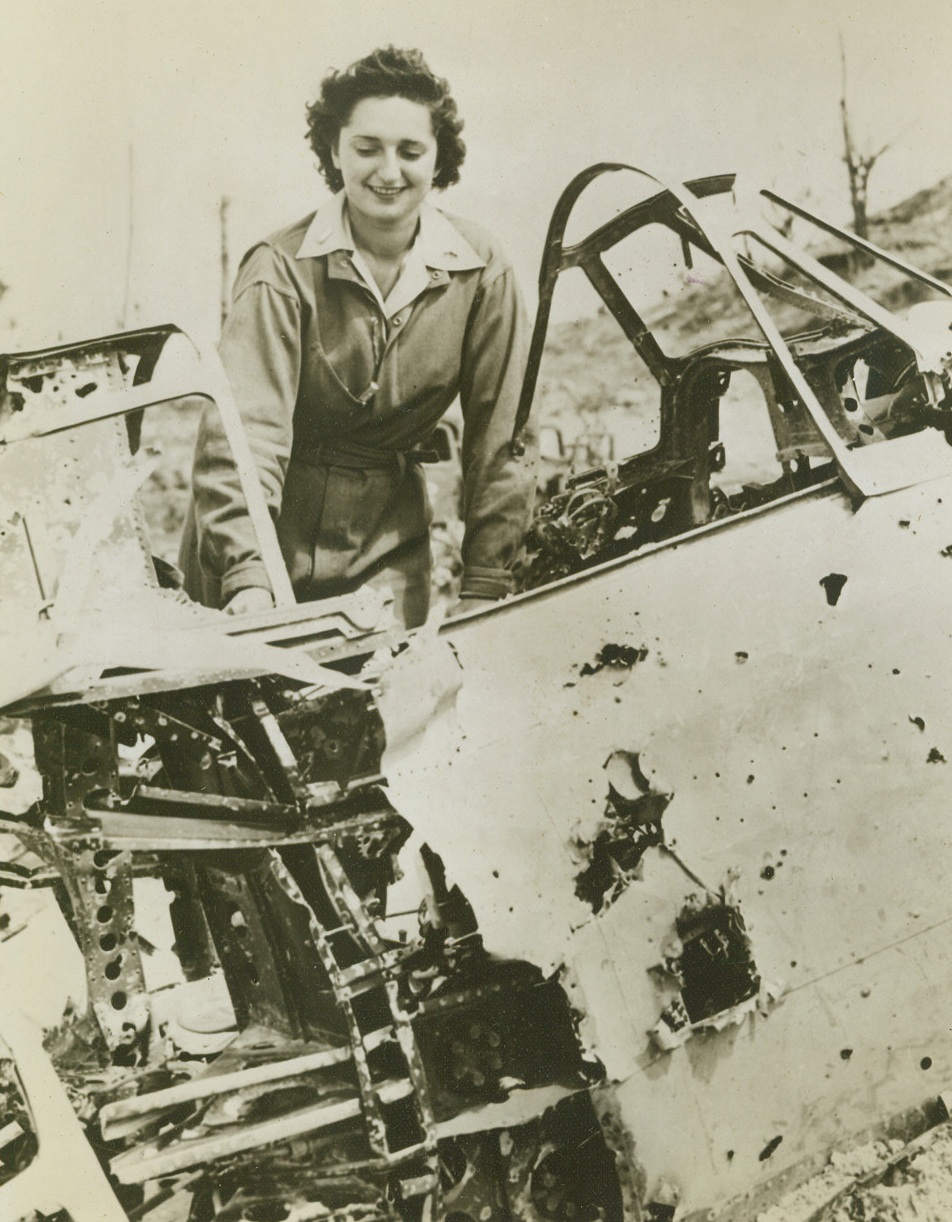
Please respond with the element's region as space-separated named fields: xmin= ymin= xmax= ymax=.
xmin=306 ymin=46 xmax=466 ymax=192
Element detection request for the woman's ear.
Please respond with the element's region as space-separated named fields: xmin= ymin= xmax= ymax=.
xmin=331 ymin=142 xmax=340 ymax=170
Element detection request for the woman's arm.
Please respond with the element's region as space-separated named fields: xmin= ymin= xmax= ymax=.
xmin=457 ymin=261 xmax=538 ymax=601
xmin=189 ymin=246 xmax=301 ymax=607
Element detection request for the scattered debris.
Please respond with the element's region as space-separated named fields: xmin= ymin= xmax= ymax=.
xmin=910 ymin=715 xmax=926 ymax=731
xmin=928 ymin=747 xmax=947 ymax=764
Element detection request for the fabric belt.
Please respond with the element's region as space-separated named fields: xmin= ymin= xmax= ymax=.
xmin=295 ymin=439 xmax=440 ymax=471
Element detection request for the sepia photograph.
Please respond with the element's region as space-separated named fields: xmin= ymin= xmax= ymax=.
xmin=1 ymin=1 xmax=952 ymax=1218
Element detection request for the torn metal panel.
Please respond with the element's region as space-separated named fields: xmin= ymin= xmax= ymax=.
xmin=574 ymin=750 xmax=670 ymax=913
xmin=382 ymin=467 xmax=952 ymax=1213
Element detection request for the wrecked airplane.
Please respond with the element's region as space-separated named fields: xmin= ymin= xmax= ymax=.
xmin=1 ymin=164 xmax=952 ymax=1221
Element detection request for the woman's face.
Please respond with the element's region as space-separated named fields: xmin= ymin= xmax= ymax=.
xmin=333 ymin=95 xmax=439 ymax=231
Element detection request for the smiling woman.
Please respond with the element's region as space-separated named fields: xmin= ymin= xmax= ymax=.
xmin=178 ymin=45 xmax=537 ymax=626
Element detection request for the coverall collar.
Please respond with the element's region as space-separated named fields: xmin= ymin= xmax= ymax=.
xmin=297 ymin=191 xmax=485 ymax=267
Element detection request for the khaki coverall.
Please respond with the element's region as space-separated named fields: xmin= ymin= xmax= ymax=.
xmin=180 ymin=193 xmax=536 ymax=627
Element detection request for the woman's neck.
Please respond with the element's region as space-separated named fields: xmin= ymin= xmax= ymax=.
xmin=347 ymin=205 xmax=418 ymax=263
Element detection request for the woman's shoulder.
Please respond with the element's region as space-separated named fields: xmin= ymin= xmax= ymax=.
xmin=232 ymin=214 xmax=317 ymax=296
xmin=433 ymin=208 xmax=515 ymax=281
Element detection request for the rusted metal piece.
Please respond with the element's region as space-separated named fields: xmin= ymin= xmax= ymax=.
xmin=52 ymin=843 xmax=152 ymax=1064
xmin=110 ymin=1078 xmax=414 ymax=1184
xmin=100 ymin=1043 xmax=353 ymax=1133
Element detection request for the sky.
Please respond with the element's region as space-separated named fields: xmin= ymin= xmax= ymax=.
xmin=1 ymin=0 xmax=950 ymax=349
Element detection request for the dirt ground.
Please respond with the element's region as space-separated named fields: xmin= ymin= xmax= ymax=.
xmin=758 ymin=1122 xmax=952 ymax=1222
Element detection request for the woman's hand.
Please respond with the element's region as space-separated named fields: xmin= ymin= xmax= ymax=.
xmin=224 ymin=587 xmax=276 ymax=616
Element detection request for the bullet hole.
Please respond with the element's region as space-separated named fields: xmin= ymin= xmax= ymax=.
xmin=922 ymin=1057 xmax=933 ymax=1070
xmin=735 ymin=651 xmax=748 ymax=664
xmin=727 ymin=1150 xmax=735 ymax=1161
xmin=861 ymin=987 xmax=871 ymax=998
xmin=759 ymin=1136 xmax=783 ymax=1161
xmin=747 ymin=775 xmax=755 ymax=784
xmin=575 ymin=751 xmax=671 ymax=912
xmin=840 ymin=1048 xmax=853 ymax=1061
xmin=892 ymin=668 xmax=901 ymax=675
xmin=910 ymin=716 xmax=926 ymax=731
xmin=941 ymin=544 xmax=952 ymax=558
xmin=656 ymin=895 xmax=760 ymax=1029
xmin=927 ymin=748 xmax=947 ymax=764
xmin=819 ymin=573 xmax=848 ymax=606
xmin=760 ymin=866 xmax=775 ymax=880
xmin=790 ymin=961 xmax=798 ymax=968
xmin=646 ymin=1206 xmax=676 ymax=1222
xmin=898 ymin=519 xmax=911 ymax=529
xmin=580 ymin=644 xmax=649 ymax=675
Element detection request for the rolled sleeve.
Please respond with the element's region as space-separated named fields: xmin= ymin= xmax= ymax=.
xmin=458 ymin=265 xmax=537 ymax=599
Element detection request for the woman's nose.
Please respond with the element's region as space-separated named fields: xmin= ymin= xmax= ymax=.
xmin=377 ymin=149 xmax=402 ymax=182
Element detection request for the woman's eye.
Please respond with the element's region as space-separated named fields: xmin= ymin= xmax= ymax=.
xmin=400 ymin=150 xmax=423 ymax=162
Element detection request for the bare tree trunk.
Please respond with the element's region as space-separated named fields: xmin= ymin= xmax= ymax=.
xmin=840 ymin=37 xmax=866 ymax=240
xmin=839 ymin=34 xmax=887 ymax=247
xmin=220 ymin=195 xmax=231 ymax=334
xmin=121 ymin=144 xmax=135 ymax=327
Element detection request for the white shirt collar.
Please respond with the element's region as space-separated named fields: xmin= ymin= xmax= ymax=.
xmin=296 ymin=192 xmax=485 ymax=272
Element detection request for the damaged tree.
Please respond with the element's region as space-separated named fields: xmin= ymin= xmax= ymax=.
xmin=839 ymin=33 xmax=890 ymax=243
